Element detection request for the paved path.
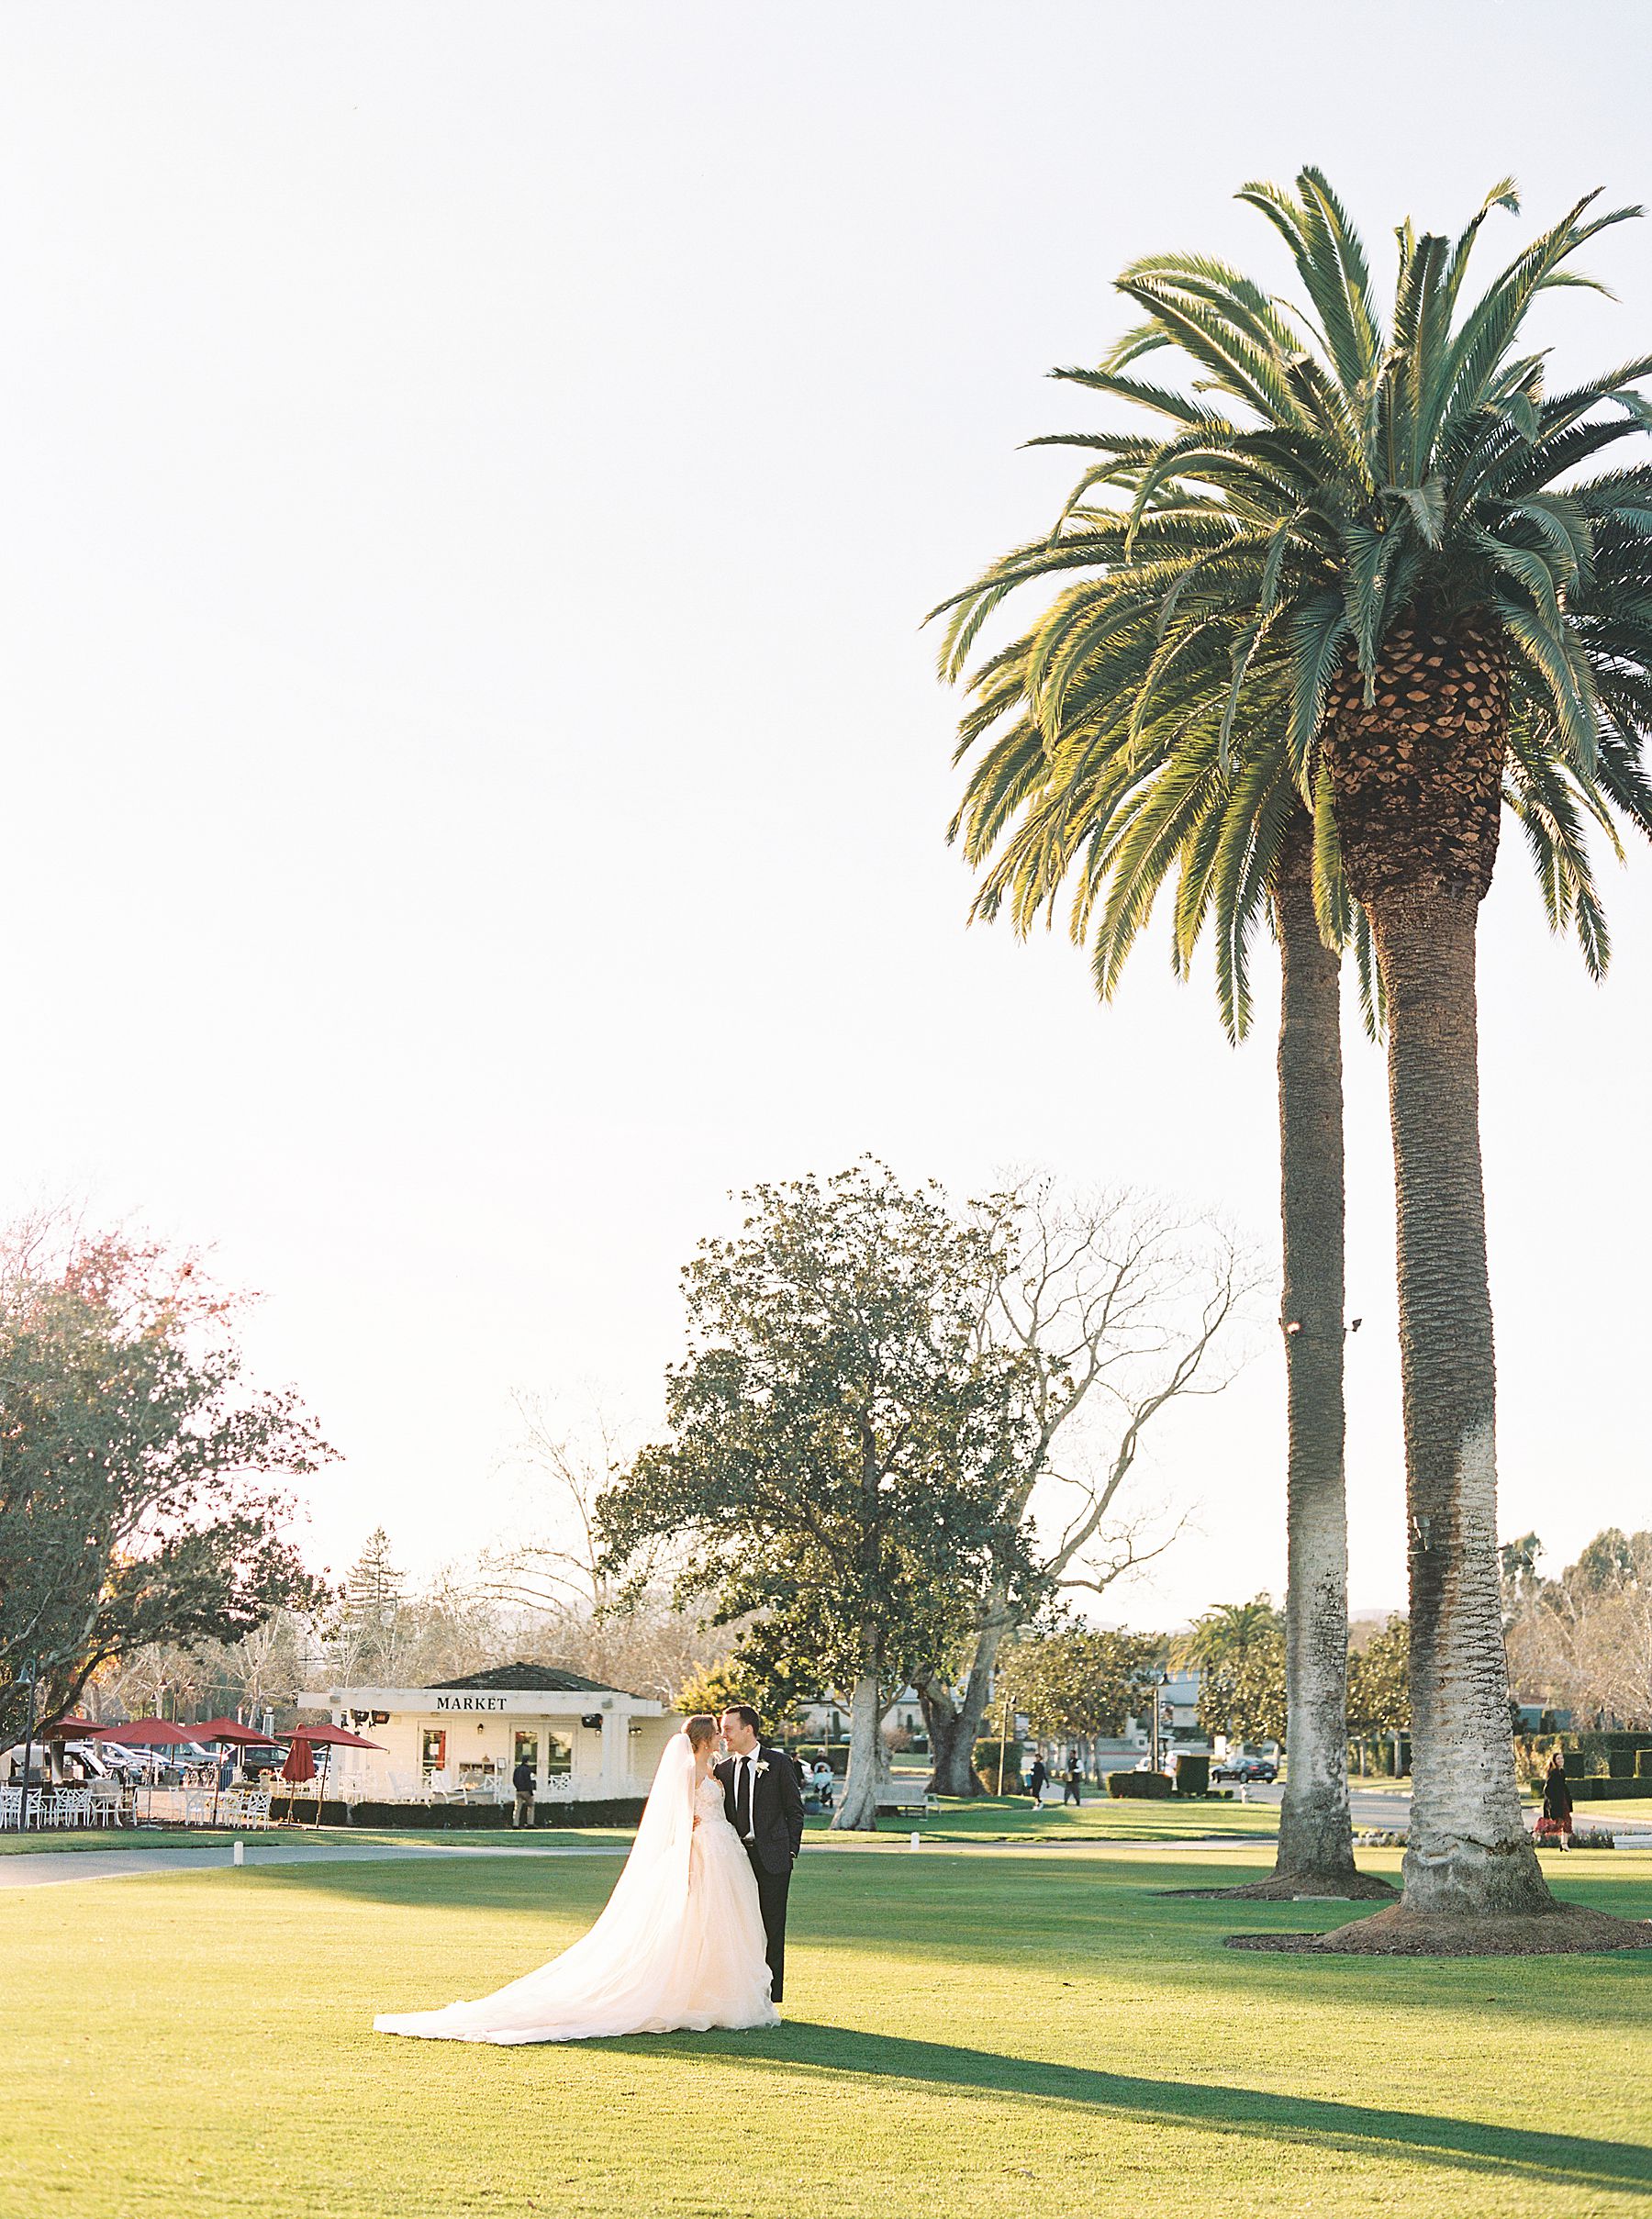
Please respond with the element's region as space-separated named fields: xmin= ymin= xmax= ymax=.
xmin=0 ymin=1839 xmax=630 ymax=1891
xmin=1239 ymin=1781 xmax=1652 ymax=1841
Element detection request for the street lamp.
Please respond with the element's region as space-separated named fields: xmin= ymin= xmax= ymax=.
xmin=1150 ymin=1674 xmax=1166 ymax=1777
xmin=15 ymin=1663 xmax=39 ymax=1832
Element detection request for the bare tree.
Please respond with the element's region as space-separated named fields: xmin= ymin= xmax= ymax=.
xmin=917 ymin=1179 xmax=1251 ymax=1794
xmin=1505 ymin=1529 xmax=1652 ymax=1731
xmin=479 ymin=1392 xmax=728 ymax=1706
xmin=479 ymin=1391 xmax=625 ymax=1621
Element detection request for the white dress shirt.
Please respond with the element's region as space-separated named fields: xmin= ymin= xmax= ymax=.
xmin=733 ymin=1749 xmax=758 ymax=1840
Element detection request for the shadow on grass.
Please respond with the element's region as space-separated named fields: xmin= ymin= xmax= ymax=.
xmin=668 ymin=2023 xmax=1652 ymax=2193
xmin=245 ymin=1851 xmax=1652 ymax=2027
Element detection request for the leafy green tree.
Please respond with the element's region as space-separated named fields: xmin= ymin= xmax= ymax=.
xmin=0 ymin=1231 xmax=329 ymax=1743
xmin=1198 ymin=1633 xmax=1289 ymax=1749
xmin=1186 ymin=1597 xmax=1288 ymax=1748
xmin=598 ymin=1164 xmax=1038 ymax=1829
xmin=997 ymin=1626 xmax=1165 ymax=1746
xmin=940 ymin=171 xmax=1652 ymax=1934
xmin=1348 ymin=1615 xmax=1412 ymax=1774
xmin=673 ymin=1656 xmax=757 ymax=1721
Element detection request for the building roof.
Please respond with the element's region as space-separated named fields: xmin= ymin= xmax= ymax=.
xmin=429 ymin=1662 xmax=629 ymax=1696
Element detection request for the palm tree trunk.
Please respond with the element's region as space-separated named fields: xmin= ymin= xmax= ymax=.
xmin=1370 ymin=887 xmax=1552 ymax=1917
xmin=1269 ymin=820 xmax=1368 ymax=1891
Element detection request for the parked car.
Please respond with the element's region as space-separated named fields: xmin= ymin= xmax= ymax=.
xmin=228 ymin=1745 xmax=287 ymax=1779
xmin=1212 ymin=1755 xmax=1278 ymax=1784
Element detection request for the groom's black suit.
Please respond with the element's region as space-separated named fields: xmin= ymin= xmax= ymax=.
xmin=715 ymin=1742 xmax=804 ymax=2002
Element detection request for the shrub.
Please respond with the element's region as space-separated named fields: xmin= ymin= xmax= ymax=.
xmin=972 ymin=1740 xmax=1023 ymax=1794
xmin=1173 ymin=1755 xmax=1211 ymax=1796
xmin=1107 ymin=1769 xmax=1173 ymax=1800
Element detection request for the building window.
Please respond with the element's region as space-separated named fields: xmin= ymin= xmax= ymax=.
xmin=513 ymin=1730 xmax=540 ymax=1777
xmin=543 ymin=1733 xmax=572 ymax=1778
xmin=420 ymin=1729 xmax=447 ymax=1777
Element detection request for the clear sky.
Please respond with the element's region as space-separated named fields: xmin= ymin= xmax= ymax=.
xmin=2 ymin=6 xmax=1648 ymax=1630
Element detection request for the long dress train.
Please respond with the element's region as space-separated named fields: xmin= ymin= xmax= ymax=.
xmin=374 ymin=1738 xmax=777 ymax=2045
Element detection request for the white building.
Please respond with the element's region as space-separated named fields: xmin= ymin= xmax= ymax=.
xmin=301 ymin=1661 xmax=677 ymax=1806
xmin=793 ymin=1688 xmax=929 ymax=1745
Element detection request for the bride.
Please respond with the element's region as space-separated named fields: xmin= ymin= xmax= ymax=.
xmin=374 ymin=1714 xmax=778 ymax=2045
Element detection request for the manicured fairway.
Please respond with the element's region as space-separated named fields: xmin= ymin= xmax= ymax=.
xmin=0 ymin=1798 xmax=1277 ymax=1857
xmin=6 ymin=1838 xmax=1649 ymax=2219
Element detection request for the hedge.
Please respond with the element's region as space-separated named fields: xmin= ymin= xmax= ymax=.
xmin=1560 ymin=1777 xmax=1652 ymax=1803
xmin=972 ymin=1740 xmax=1024 ymax=1794
xmin=1107 ymin=1770 xmax=1173 ymax=1800
xmin=264 ymin=1798 xmax=651 ymax=1830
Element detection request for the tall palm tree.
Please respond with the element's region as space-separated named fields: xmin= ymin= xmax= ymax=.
xmin=948 ymin=624 xmax=1378 ymax=1893
xmin=945 ymin=600 xmax=1623 ymax=1900
xmin=939 ymin=173 xmax=1652 ymax=1935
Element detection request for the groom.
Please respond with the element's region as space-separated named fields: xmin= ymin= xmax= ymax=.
xmin=716 ymin=1705 xmax=804 ymax=2004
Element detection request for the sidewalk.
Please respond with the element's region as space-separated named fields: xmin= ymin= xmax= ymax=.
xmin=0 ymin=1837 xmax=629 ymax=1891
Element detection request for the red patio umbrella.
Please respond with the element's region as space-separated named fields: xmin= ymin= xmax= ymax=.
xmin=278 ymin=1734 xmax=316 ymax=1824
xmin=288 ymin=1724 xmax=382 ymax=1828
xmin=193 ymin=1721 xmax=285 ymax=1824
xmin=6 ymin=1718 xmax=103 ymax=1822
xmin=86 ymin=1720 xmax=206 ymax=1822
xmin=89 ymin=1719 xmax=204 ymax=1745
xmin=194 ymin=1720 xmax=279 ymax=1746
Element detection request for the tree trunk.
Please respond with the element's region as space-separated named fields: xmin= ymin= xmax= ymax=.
xmin=1370 ymin=888 xmax=1552 ymax=1917
xmin=918 ymin=1679 xmax=977 ymax=1797
xmin=1269 ymin=819 xmax=1367 ymax=1893
xmin=832 ymin=1669 xmax=886 ymax=1831
xmin=918 ymin=1611 xmax=1009 ymax=1796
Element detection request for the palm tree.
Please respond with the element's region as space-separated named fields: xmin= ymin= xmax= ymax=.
xmin=939 ymin=173 xmax=1652 ymax=1936
xmin=947 ymin=629 xmax=1378 ymax=1893
xmin=1182 ymin=1596 xmax=1283 ymax=1669
xmin=946 ymin=608 xmax=1620 ymax=1902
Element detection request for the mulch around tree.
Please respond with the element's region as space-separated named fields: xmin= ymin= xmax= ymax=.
xmin=1225 ymin=1903 xmax=1652 ymax=1957
xmin=1157 ymin=1869 xmax=1397 ymax=1901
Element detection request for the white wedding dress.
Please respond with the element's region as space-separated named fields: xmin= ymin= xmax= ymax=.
xmin=374 ymin=1736 xmax=778 ymax=2045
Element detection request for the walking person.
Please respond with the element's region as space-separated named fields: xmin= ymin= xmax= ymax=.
xmin=1026 ymin=1756 xmax=1047 ymax=1808
xmin=511 ymin=1753 xmax=536 ymax=1830
xmin=1063 ymin=1757 xmax=1083 ymax=1807
xmin=1538 ymin=1749 xmax=1574 ymax=1851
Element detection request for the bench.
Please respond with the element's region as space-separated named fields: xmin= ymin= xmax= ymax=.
xmin=874 ymin=1780 xmax=940 ymax=1816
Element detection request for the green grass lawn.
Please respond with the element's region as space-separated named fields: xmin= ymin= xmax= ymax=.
xmin=0 ymin=1824 xmax=635 ymax=1857
xmin=0 ymin=1800 xmax=1275 ymax=1857
xmin=6 ymin=1835 xmax=1649 ymax=2219
xmin=859 ymin=1793 xmax=1280 ymax=1842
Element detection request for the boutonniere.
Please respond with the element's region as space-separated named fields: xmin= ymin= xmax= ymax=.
xmin=753 ymin=1758 xmax=769 ymax=1778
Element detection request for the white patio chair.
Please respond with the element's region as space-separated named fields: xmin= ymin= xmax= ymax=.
xmin=57 ymin=1787 xmax=93 ymax=1830
xmin=0 ymin=1786 xmax=20 ymax=1831
xmin=86 ymin=1781 xmax=124 ymax=1828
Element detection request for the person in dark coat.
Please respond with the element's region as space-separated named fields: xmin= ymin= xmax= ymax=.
xmin=716 ymin=1704 xmax=805 ymax=2004
xmin=511 ymin=1755 xmax=537 ymax=1829
xmin=1026 ymin=1756 xmax=1048 ymax=1807
xmin=1063 ymin=1758 xmax=1083 ymax=1806
xmin=1541 ymin=1749 xmax=1574 ymax=1849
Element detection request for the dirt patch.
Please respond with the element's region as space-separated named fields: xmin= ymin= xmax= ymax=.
xmin=1225 ymin=1902 xmax=1652 ymax=1957
xmin=1158 ymin=1870 xmax=1396 ymax=1902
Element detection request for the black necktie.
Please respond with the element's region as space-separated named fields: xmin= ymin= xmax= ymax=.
xmin=735 ymin=1756 xmax=753 ymax=1838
